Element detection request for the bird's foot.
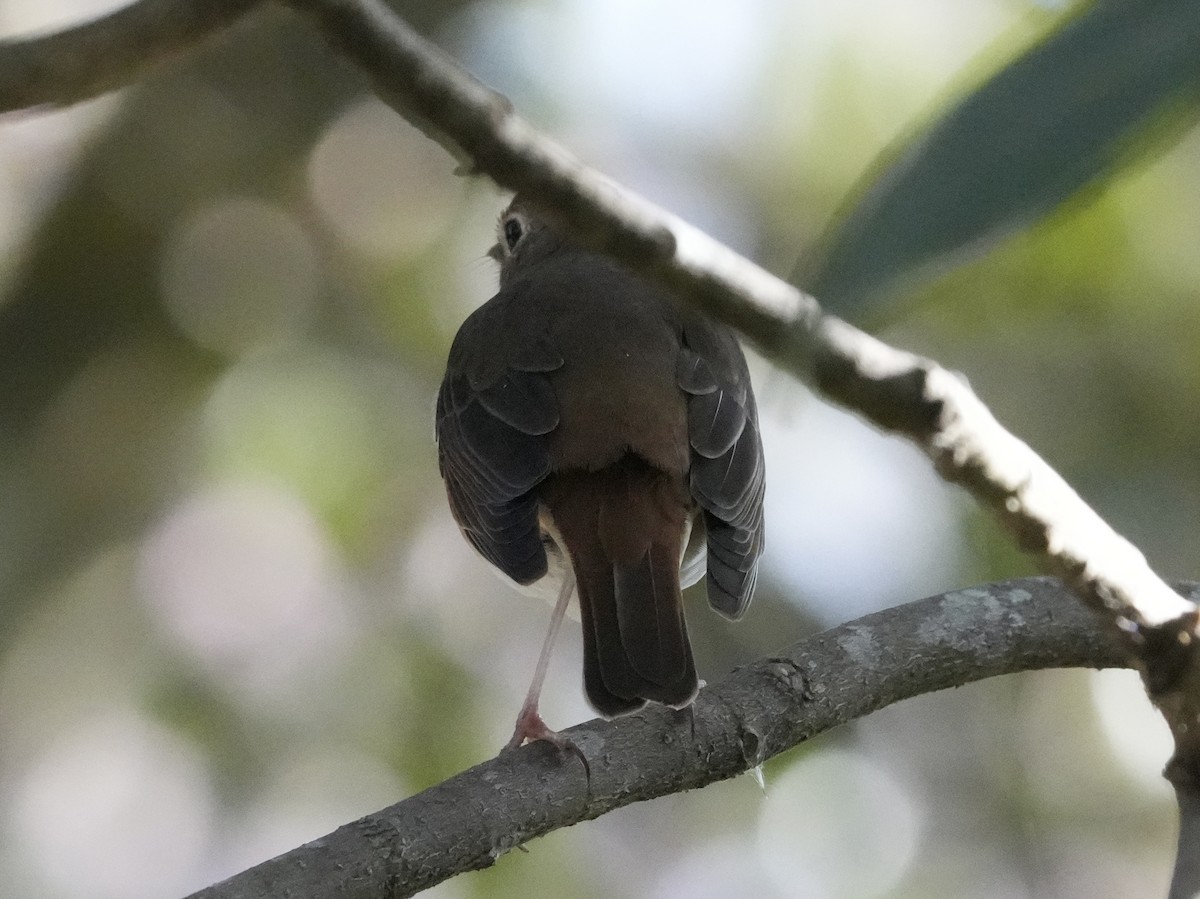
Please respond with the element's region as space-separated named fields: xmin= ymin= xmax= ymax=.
xmin=504 ymin=706 xmax=590 ymax=778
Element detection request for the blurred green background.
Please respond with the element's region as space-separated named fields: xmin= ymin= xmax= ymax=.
xmin=1 ymin=0 xmax=1196 ymax=897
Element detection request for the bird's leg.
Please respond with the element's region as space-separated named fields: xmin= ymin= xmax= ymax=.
xmin=505 ymin=569 xmax=587 ymax=770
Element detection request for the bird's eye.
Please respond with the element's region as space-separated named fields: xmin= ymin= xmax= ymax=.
xmin=502 ymin=215 xmax=525 ymax=251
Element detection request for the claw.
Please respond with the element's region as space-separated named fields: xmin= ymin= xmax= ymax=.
xmin=505 ymin=706 xmax=591 ymax=780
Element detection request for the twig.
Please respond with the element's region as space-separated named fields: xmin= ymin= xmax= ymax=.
xmin=189 ymin=578 xmax=1134 ymax=899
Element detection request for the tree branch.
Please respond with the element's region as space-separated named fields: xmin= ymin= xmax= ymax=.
xmin=281 ymin=0 xmax=1194 ymax=640
xmin=189 ymin=577 xmax=1137 ymax=899
xmin=0 ymin=0 xmax=265 ymax=112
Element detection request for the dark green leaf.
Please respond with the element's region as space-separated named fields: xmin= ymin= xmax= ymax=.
xmin=802 ymin=0 xmax=1200 ymax=320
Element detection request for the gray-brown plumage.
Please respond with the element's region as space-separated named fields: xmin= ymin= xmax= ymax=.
xmin=436 ymin=197 xmax=764 ymax=742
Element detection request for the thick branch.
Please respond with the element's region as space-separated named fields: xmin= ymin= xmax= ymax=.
xmin=0 ymin=0 xmax=265 ymax=111
xmin=189 ymin=577 xmax=1136 ymax=899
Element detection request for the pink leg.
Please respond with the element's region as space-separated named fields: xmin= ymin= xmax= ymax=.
xmin=505 ymin=569 xmax=581 ymax=755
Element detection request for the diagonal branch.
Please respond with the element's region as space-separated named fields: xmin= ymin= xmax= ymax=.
xmin=3 ymin=0 xmax=1192 ymax=701
xmin=280 ymin=0 xmax=1200 ymax=737
xmin=0 ymin=0 xmax=265 ymax=112
xmin=188 ymin=577 xmax=1137 ymax=899
xmin=282 ymin=0 xmax=1194 ymax=643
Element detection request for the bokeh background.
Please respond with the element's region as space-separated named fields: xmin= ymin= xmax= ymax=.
xmin=1 ymin=0 xmax=1195 ymax=896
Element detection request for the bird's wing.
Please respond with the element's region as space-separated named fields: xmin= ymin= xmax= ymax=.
xmin=676 ymin=318 xmax=765 ymax=620
xmin=435 ymin=299 xmax=563 ymax=585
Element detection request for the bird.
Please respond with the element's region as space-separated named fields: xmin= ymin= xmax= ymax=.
xmin=435 ymin=195 xmax=765 ymax=751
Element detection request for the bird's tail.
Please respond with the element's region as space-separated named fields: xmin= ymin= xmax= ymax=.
xmin=541 ymin=456 xmax=698 ymax=717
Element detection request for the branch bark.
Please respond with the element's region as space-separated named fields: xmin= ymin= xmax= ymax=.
xmin=189 ymin=577 xmax=1137 ymax=899
xmin=0 ymin=0 xmax=264 ymax=111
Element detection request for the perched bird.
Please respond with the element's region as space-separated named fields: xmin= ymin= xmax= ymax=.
xmin=435 ymin=196 xmax=765 ymax=749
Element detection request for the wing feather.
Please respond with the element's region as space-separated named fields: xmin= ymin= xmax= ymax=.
xmin=436 ymin=302 xmax=561 ymax=586
xmin=678 ymin=320 xmax=766 ymax=620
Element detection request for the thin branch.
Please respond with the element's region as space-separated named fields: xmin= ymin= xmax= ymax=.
xmin=0 ymin=0 xmax=265 ymax=112
xmin=189 ymin=577 xmax=1136 ymax=899
xmin=283 ymin=0 xmax=1194 ymax=643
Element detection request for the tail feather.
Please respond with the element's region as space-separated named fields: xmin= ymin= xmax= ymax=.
xmin=613 ymin=544 xmax=688 ymax=689
xmin=577 ymin=572 xmax=645 ymax=717
xmin=542 ymin=457 xmax=699 ymax=716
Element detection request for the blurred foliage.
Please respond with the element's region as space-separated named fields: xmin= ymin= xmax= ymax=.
xmin=0 ymin=1 xmax=1197 ymax=897
xmin=804 ymin=0 xmax=1200 ymax=322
